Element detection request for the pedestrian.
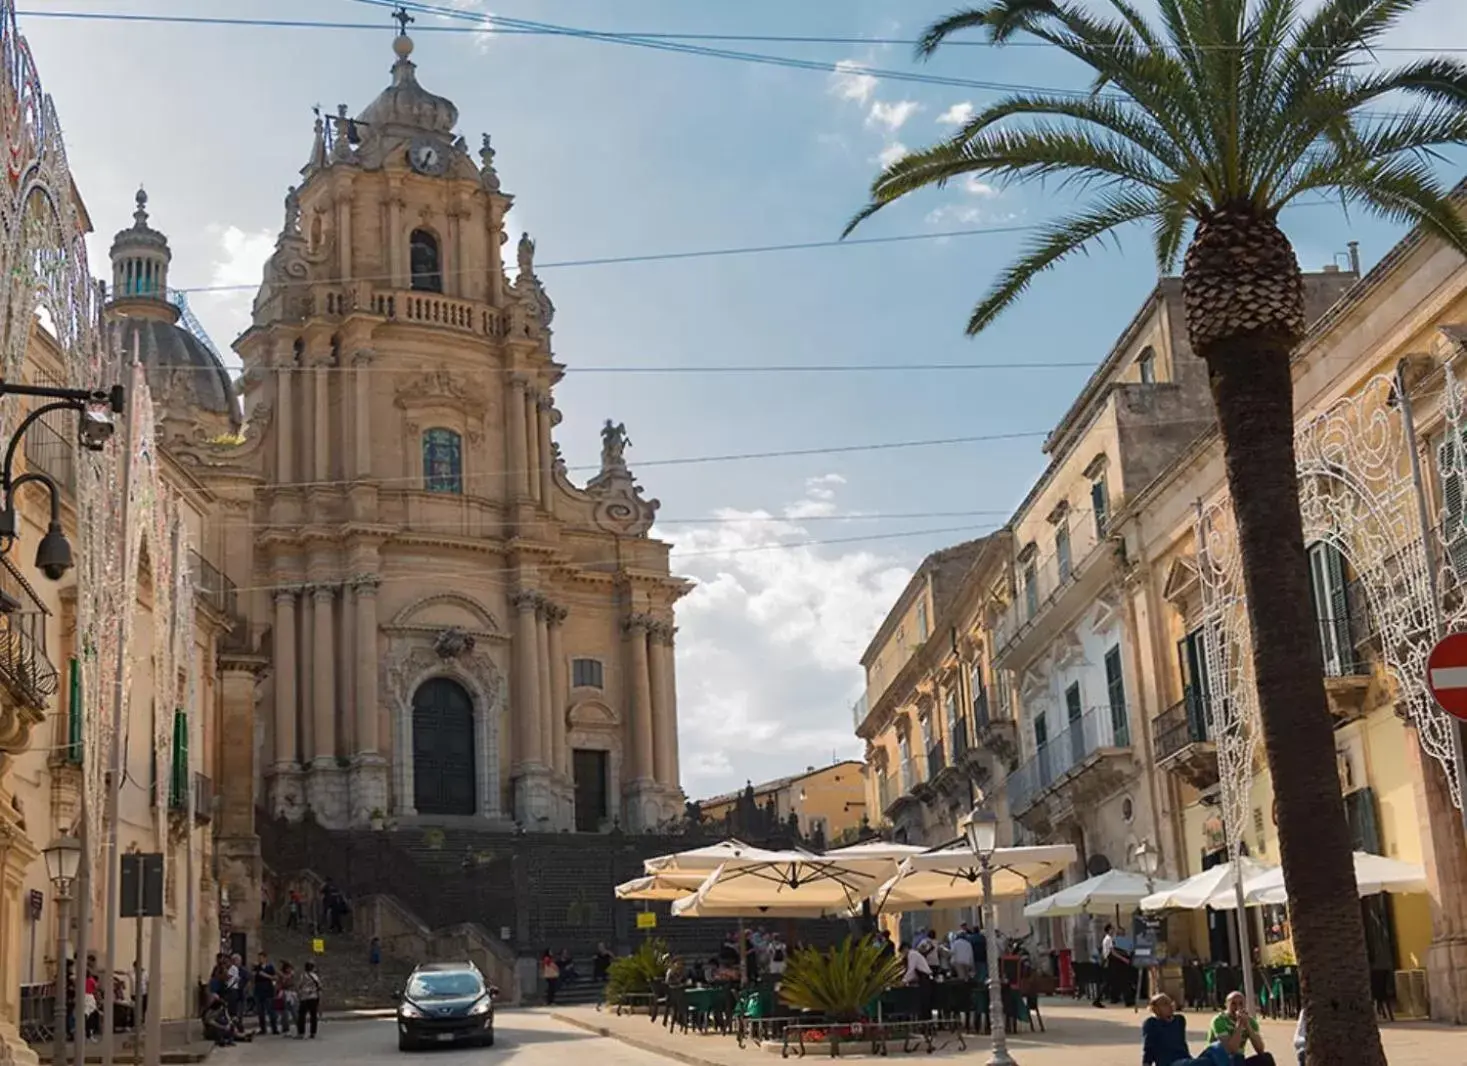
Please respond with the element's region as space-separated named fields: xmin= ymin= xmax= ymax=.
xmin=949 ymin=927 xmax=975 ymax=981
xmin=368 ymin=937 xmax=382 ymax=986
xmin=83 ymin=971 xmax=100 ymax=1042
xmin=252 ymin=951 xmax=278 ymax=1035
xmin=1292 ymin=1009 xmax=1305 ymax=1066
xmin=286 ymin=889 xmax=302 ymax=930
xmin=593 ymin=942 xmax=613 ymax=984
xmin=540 ymin=950 xmax=560 ymax=1006
xmin=277 ymin=962 xmax=298 ymax=1035
xmin=295 ymin=961 xmax=322 ymax=1039
xmin=201 ymin=995 xmax=235 ymax=1047
xmin=1141 ymin=993 xmax=1192 ymax=1066
xmin=1208 ymin=992 xmax=1276 ymax=1066
xmin=1096 ymin=924 xmax=1116 ymax=1008
xmin=225 ymin=953 xmax=243 ymax=1019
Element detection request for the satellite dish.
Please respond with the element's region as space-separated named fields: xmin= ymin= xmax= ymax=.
xmin=1087 ymin=853 xmax=1112 ymax=877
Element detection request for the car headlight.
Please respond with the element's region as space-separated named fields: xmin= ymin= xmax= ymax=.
xmin=468 ymin=997 xmax=491 ymax=1016
xmin=399 ymin=1001 xmax=425 ymax=1019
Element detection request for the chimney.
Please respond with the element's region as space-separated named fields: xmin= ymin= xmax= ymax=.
xmin=1348 ymin=241 xmax=1361 ymax=275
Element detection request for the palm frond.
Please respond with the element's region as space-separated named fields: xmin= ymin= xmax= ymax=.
xmin=964 ymin=190 xmax=1160 ymax=335
xmin=779 ymin=936 xmax=903 ymax=1023
xmin=1295 ymin=158 xmax=1467 ymax=258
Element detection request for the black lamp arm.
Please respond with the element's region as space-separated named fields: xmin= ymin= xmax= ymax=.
xmin=8 ymin=472 xmax=62 ymax=528
xmin=1 ymin=400 xmax=84 ymax=497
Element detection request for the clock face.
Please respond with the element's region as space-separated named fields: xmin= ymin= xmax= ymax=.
xmin=409 ymin=140 xmax=444 ymax=175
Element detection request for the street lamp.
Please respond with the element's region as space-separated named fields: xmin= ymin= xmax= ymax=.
xmin=1132 ymin=839 xmax=1160 ymax=885
xmin=43 ymin=833 xmax=82 ymax=1066
xmin=0 ymin=380 xmax=124 ymax=579
xmin=961 ymin=803 xmax=1015 ymax=1066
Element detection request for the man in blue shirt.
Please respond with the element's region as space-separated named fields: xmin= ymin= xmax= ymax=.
xmin=1142 ymin=993 xmax=1191 ymax=1066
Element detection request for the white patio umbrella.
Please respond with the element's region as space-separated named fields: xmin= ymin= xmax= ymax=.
xmin=1138 ymin=856 xmax=1275 ymax=912
xmin=614 ymin=871 xmax=706 ymax=902
xmin=873 ymin=844 xmax=1078 ymax=913
xmin=1214 ymin=851 xmax=1428 ymax=909
xmin=670 ymin=857 xmax=881 ymax=917
xmin=1023 ymin=869 xmax=1180 ymax=918
xmin=643 ymin=839 xmax=801 ymax=875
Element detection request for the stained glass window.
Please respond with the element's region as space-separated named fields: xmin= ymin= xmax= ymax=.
xmin=423 ymin=428 xmax=463 ymax=494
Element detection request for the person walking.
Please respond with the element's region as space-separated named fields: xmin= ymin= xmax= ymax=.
xmin=540 ymin=950 xmax=560 ymax=1006
xmin=276 ymin=962 xmax=298 ymax=1035
xmin=295 ymin=961 xmax=322 ymax=1039
xmin=368 ymin=938 xmax=382 ymax=986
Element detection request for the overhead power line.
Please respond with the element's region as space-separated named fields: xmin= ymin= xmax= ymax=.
xmin=141 ymin=360 xmax=1098 ymax=376
xmin=14 ymin=8 xmax=1462 ymax=53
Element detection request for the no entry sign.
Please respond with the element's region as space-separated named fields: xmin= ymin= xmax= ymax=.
xmin=1426 ymin=633 xmax=1467 ymax=721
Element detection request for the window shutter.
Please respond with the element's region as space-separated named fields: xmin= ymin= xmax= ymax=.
xmin=1325 ymin=545 xmax=1354 ymax=672
xmin=66 ymin=657 xmax=83 ymax=765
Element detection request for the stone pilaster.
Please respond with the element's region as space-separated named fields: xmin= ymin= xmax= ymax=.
xmin=307 ymin=584 xmax=347 ymax=825
xmin=275 ymin=346 xmax=295 ymax=484
xmin=535 ymin=601 xmax=554 ymax=784
xmin=506 ymin=378 xmax=530 ymax=500
xmin=537 ymin=396 xmax=556 ymax=513
xmin=649 ymin=621 xmax=678 ymax=789
xmin=512 ymin=590 xmax=551 ymax=825
xmin=623 ymin=613 xmax=657 ymax=808
xmin=349 ymin=573 xmax=388 ymax=825
xmin=546 ymin=604 xmax=571 ymax=828
xmin=1409 ymin=724 xmax=1467 ymax=1023
xmin=526 ymin=389 xmax=543 ymax=506
xmin=268 ymin=588 xmax=305 ymax=818
xmin=0 ymin=802 xmax=39 ymax=1066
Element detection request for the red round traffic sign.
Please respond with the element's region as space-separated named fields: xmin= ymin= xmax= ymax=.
xmin=1427 ymin=633 xmax=1467 ymax=721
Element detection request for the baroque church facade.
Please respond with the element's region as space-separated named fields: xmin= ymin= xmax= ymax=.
xmin=122 ymin=29 xmax=688 ymax=841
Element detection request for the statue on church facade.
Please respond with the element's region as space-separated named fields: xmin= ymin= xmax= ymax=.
xmin=283 ymin=186 xmax=302 ymax=236
xmin=479 ymin=133 xmax=501 ymax=192
xmin=600 ymin=420 xmax=631 ymax=472
xmin=517 ymin=231 xmax=535 ymax=277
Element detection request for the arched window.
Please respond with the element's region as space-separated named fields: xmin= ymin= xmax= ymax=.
xmin=410 ymin=229 xmax=442 ymax=292
xmin=422 ymin=428 xmax=463 ymax=494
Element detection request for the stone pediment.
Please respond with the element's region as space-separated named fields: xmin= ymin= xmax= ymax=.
xmin=1162 ymin=555 xmax=1200 ymax=608
xmin=389 ymin=592 xmax=501 ymax=635
xmin=393 ymin=369 xmax=489 ymax=414
xmin=568 ymin=700 xmax=619 ymax=729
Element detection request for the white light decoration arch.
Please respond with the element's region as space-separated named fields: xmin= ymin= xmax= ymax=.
xmin=1196 ymin=368 xmax=1466 ymax=858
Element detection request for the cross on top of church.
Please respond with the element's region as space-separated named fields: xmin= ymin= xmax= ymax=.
xmin=392 ymin=5 xmax=414 ymax=36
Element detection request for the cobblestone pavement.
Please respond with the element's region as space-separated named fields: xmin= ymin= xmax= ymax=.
xmin=553 ymin=1000 xmax=1463 ymax=1065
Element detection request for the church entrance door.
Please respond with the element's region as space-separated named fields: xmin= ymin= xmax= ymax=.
xmin=573 ymin=748 xmax=609 ymax=832
xmin=412 ymin=678 xmax=476 ymax=816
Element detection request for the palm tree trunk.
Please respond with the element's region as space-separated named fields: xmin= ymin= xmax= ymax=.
xmin=1205 ymin=338 xmax=1386 ymax=1066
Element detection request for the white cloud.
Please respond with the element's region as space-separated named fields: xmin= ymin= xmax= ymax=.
xmin=964 ymin=176 xmax=999 ymax=198
xmin=867 ymin=100 xmax=921 ymax=132
xmin=190 ymin=225 xmax=274 ymax=354
xmin=926 ymin=204 xmax=986 ymax=226
xmin=937 ymin=102 xmax=975 ymax=126
xmin=829 ymin=59 xmax=878 ymax=105
xmin=664 ymin=478 xmax=912 ymax=799
xmin=876 ymin=142 xmax=907 ymax=169
xmin=439 ymin=0 xmax=496 ymax=52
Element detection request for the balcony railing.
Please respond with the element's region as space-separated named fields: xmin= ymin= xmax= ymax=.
xmin=1007 ymin=705 xmax=1130 ymax=814
xmin=851 ymin=693 xmax=869 ymax=730
xmin=0 ymin=556 xmax=58 ymax=709
xmin=927 ymin=741 xmax=946 ymax=777
xmin=22 ymin=418 xmax=76 ymax=497
xmin=900 ymin=758 xmax=917 ymax=792
xmin=190 ymin=549 xmax=238 ymax=620
xmin=878 ymin=773 xmax=896 ymax=814
xmin=1153 ymin=693 xmax=1211 ymax=763
xmin=996 ymin=531 xmax=1107 ymax=654
xmin=972 ymin=688 xmax=991 ymax=728
xmin=950 ymin=717 xmax=970 ymax=759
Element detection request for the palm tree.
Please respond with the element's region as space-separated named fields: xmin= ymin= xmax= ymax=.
xmin=844 ymin=3 xmax=1467 ymax=1063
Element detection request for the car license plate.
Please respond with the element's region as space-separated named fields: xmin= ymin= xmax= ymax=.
xmin=436 ymin=1034 xmax=455 ymax=1043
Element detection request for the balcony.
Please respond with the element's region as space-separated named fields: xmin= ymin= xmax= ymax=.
xmin=0 ymin=555 xmax=58 ymax=712
xmin=370 ymin=288 xmax=499 ymax=339
xmin=994 ymin=535 xmax=1116 ymax=669
xmin=883 ymin=765 xmax=920 ymax=821
xmin=851 ymin=693 xmax=869 ymax=732
xmin=22 ymin=418 xmax=76 ymax=497
xmin=1151 ymin=694 xmax=1218 ymax=791
xmin=1318 ymin=581 xmax=1376 ymax=724
xmin=1006 ymin=705 xmax=1136 ymax=835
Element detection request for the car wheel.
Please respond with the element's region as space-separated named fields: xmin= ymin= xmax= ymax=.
xmin=482 ymin=1028 xmax=495 ymax=1048
xmin=398 ymin=1034 xmax=415 ymax=1052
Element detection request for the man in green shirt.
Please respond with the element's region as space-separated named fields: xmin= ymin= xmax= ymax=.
xmin=1207 ymin=992 xmax=1276 ymax=1066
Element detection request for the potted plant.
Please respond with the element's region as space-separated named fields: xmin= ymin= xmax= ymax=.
xmin=778 ymin=936 xmax=903 ymax=1051
xmin=369 ymin=808 xmax=386 ymax=831
xmin=604 ymin=938 xmax=670 ymax=1010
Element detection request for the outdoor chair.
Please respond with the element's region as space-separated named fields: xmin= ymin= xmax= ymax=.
xmin=1370 ymin=970 xmax=1395 ymax=1022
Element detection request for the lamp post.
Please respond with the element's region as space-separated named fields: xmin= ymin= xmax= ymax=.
xmin=0 ymin=380 xmax=122 ymax=578
xmin=962 ymin=803 xmax=1015 ymax=1066
xmin=1131 ymin=839 xmax=1161 ymax=1009
xmin=44 ymin=833 xmax=82 ymax=1066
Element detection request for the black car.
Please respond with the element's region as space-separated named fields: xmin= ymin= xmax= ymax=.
xmin=395 ymin=962 xmax=497 ymax=1051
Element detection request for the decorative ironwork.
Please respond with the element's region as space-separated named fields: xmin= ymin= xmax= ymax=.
xmin=1197 ymin=370 xmax=1463 ymax=840
xmin=0 ymin=552 xmax=54 ymax=706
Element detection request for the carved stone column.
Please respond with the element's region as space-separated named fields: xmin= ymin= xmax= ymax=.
xmin=308 ymin=584 xmax=345 ymax=825
xmin=275 ymin=347 xmax=295 ymax=484
xmin=649 ymin=621 xmax=679 ymax=789
xmin=272 ymin=589 xmax=298 ymax=770
xmin=537 ymin=397 xmax=556 ymax=512
xmin=625 ymin=614 xmax=655 ymax=782
xmin=339 ymin=582 xmax=357 ymax=754
xmin=349 ymin=575 xmax=387 ymax=824
xmin=547 ymin=605 xmax=569 ymax=778
xmin=525 ymin=389 xmax=543 ymax=506
xmin=353 ymin=350 xmax=373 ymax=481
xmin=506 ymin=378 xmax=530 ymax=500
xmin=512 ymin=591 xmax=551 ymax=825
xmin=313 ymin=360 xmax=331 ymax=484
xmin=536 ymin=602 xmax=554 ymax=781
xmin=299 ymin=588 xmax=315 ymax=761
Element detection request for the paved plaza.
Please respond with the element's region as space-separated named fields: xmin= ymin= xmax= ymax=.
xmin=553 ymin=1000 xmax=1463 ymax=1065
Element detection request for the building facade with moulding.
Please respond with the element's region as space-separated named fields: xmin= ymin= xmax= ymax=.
xmin=0 ymin=188 xmax=242 ymax=1057
xmin=855 ymin=535 xmax=1022 ymax=940
xmin=1118 ymin=212 xmax=1467 ymax=1022
xmin=989 ymin=269 xmax=1355 ymax=963
xmin=694 ymin=760 xmax=868 ymax=846
xmin=176 ymin=30 xmax=689 ymax=839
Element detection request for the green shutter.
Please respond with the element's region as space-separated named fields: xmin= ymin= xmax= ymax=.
xmin=65 ymin=657 xmax=82 ymax=765
xmin=169 ymin=709 xmax=189 ymax=810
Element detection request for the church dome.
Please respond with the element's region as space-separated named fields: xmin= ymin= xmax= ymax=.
xmin=112 ymin=317 xmax=240 ymax=422
xmin=356 ymin=34 xmax=458 ymax=135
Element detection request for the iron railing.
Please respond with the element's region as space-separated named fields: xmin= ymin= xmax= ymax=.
xmin=972 ymin=688 xmax=990 ymax=728
xmin=995 ymin=527 xmax=1109 ymax=654
xmin=0 ymin=555 xmax=57 ymax=709
xmin=927 ymin=741 xmax=946 ymax=776
xmin=851 ymin=693 xmax=869 ymax=730
xmin=1007 ymin=705 xmax=1130 ymax=814
xmin=1152 ymin=693 xmax=1211 ymax=763
xmin=950 ymin=717 xmax=970 ymax=759
xmin=878 ymin=773 xmax=896 ymax=813
xmin=189 ymin=549 xmax=238 ymax=620
xmin=21 ymin=417 xmax=75 ymax=497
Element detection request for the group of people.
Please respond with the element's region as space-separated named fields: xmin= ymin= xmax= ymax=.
xmin=887 ymin=923 xmax=990 ymax=988
xmin=61 ymin=956 xmax=119 ymax=1042
xmin=1143 ymin=991 xmax=1305 ymax=1066
xmin=538 ymin=948 xmax=583 ymax=1005
xmin=202 ymin=950 xmax=323 ymax=1044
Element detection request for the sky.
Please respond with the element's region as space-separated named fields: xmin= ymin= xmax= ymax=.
xmin=16 ymin=0 xmax=1467 ymax=800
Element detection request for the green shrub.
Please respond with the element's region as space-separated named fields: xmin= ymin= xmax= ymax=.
xmin=778 ymin=936 xmax=903 ymax=1023
xmin=605 ymin=937 xmax=670 ymax=1004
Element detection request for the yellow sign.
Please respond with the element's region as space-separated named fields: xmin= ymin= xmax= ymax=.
xmin=311 ymin=938 xmax=326 ymax=954
xmin=636 ymin=912 xmax=657 ymax=930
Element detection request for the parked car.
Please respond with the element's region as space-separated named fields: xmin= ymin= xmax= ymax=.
xmin=395 ymin=961 xmax=497 ymax=1051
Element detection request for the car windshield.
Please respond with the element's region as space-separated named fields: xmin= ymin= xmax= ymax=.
xmin=407 ymin=972 xmax=483 ymax=999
